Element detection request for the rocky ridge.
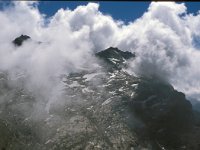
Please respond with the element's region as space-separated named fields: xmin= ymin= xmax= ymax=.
xmin=0 ymin=36 xmax=200 ymax=150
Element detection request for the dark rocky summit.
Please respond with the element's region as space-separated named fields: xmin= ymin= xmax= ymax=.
xmin=96 ymin=47 xmax=135 ymax=70
xmin=12 ymin=35 xmax=31 ymax=46
xmin=0 ymin=36 xmax=200 ymax=149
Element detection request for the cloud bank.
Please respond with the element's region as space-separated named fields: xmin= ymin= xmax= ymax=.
xmin=0 ymin=1 xmax=200 ymax=102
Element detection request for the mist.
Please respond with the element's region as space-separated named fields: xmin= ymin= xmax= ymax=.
xmin=1 ymin=1 xmax=200 ymax=121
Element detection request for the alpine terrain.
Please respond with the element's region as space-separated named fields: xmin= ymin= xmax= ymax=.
xmin=0 ymin=35 xmax=200 ymax=150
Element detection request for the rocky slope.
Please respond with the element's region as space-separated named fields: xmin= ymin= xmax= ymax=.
xmin=0 ymin=36 xmax=200 ymax=150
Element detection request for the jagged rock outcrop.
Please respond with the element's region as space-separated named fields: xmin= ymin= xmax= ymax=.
xmin=12 ymin=35 xmax=31 ymax=46
xmin=96 ymin=47 xmax=135 ymax=70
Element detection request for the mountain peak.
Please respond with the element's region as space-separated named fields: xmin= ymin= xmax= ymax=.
xmin=96 ymin=47 xmax=135 ymax=69
xmin=12 ymin=34 xmax=31 ymax=46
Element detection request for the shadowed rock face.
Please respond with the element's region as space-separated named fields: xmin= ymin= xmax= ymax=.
xmin=129 ymin=77 xmax=196 ymax=149
xmin=0 ymin=36 xmax=200 ymax=150
xmin=12 ymin=35 xmax=31 ymax=46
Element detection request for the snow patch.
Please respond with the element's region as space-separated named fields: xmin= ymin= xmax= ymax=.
xmin=82 ymin=87 xmax=93 ymax=93
xmin=102 ymin=97 xmax=113 ymax=106
xmin=108 ymin=58 xmax=120 ymax=64
xmin=83 ymin=72 xmax=103 ymax=81
xmin=68 ymin=81 xmax=81 ymax=88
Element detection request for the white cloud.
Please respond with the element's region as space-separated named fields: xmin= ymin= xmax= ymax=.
xmin=117 ymin=2 xmax=200 ymax=100
xmin=0 ymin=1 xmax=99 ymax=113
xmin=1 ymin=1 xmax=200 ymax=103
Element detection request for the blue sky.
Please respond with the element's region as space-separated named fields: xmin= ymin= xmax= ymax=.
xmin=0 ymin=1 xmax=200 ymax=23
xmin=37 ymin=2 xmax=200 ymax=23
xmin=38 ymin=2 xmax=150 ymax=23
